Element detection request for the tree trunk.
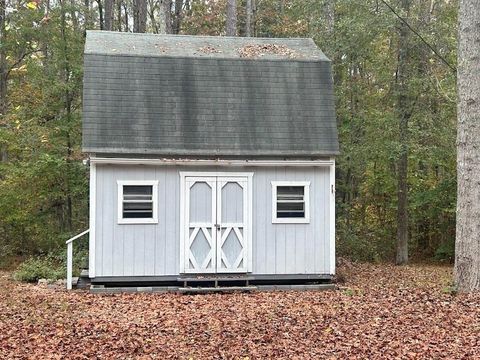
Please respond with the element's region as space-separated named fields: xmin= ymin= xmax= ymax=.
xmin=133 ymin=0 xmax=147 ymax=33
xmin=123 ymin=2 xmax=129 ymax=31
xmin=395 ymin=0 xmax=411 ymax=265
xmin=60 ymin=0 xmax=73 ymax=232
xmin=148 ymin=0 xmax=159 ymax=33
xmin=70 ymin=0 xmax=79 ymax=30
xmin=116 ymin=0 xmax=122 ymax=31
xmin=98 ymin=0 xmax=104 ymax=30
xmin=455 ymin=0 xmax=480 ymax=292
xmin=0 ymin=0 xmax=7 ymax=163
xmin=226 ymin=0 xmax=237 ymax=36
xmin=41 ymin=0 xmax=51 ymax=70
xmin=251 ymin=0 xmax=256 ymax=36
xmin=0 ymin=0 xmax=6 ymax=117
xmin=172 ymin=0 xmax=182 ymax=34
xmin=84 ymin=0 xmax=91 ymax=34
xmin=159 ymin=0 xmax=172 ymax=34
xmin=104 ymin=0 xmax=113 ymax=30
xmin=246 ymin=0 xmax=252 ymax=37
xmin=324 ymin=0 xmax=334 ymax=35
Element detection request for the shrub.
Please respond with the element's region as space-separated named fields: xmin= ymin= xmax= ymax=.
xmin=13 ymin=257 xmax=64 ymax=282
xmin=0 ymin=243 xmax=15 ymax=269
xmin=336 ymin=230 xmax=383 ymax=263
xmin=13 ymin=246 xmax=88 ymax=283
xmin=434 ymin=241 xmax=455 ymax=263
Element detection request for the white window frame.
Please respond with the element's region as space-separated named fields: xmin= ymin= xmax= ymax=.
xmin=271 ymin=181 xmax=310 ymax=224
xmin=117 ymin=180 xmax=159 ymax=224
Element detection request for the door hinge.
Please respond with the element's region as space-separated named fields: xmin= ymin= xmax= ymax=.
xmin=331 ymin=185 xmax=335 ymax=193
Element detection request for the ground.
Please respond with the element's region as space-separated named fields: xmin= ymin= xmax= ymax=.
xmin=0 ymin=263 xmax=479 ymax=359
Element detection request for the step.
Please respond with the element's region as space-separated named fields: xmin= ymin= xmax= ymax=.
xmin=178 ymin=286 xmax=257 ymax=294
xmin=90 ymin=285 xmax=179 ymax=294
xmin=178 ymin=276 xmax=254 ymax=282
xmin=88 ymin=284 xmax=334 ymax=294
xmin=257 ymin=284 xmax=336 ymax=291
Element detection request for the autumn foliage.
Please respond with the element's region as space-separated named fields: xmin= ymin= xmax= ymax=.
xmin=0 ymin=263 xmax=478 ymax=359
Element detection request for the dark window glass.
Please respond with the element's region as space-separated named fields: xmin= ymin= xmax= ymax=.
xmin=122 ymin=185 xmax=153 ymax=219
xmin=276 ymin=186 xmax=305 ymax=218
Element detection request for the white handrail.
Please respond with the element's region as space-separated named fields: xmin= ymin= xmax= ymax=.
xmin=66 ymin=229 xmax=90 ymax=290
xmin=66 ymin=229 xmax=90 ymax=244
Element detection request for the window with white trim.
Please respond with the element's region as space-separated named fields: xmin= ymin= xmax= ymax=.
xmin=272 ymin=181 xmax=310 ymax=224
xmin=117 ymin=181 xmax=158 ymax=224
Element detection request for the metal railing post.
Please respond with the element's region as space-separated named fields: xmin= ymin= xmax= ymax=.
xmin=67 ymin=242 xmax=73 ymax=290
xmin=65 ymin=229 xmax=90 ymax=290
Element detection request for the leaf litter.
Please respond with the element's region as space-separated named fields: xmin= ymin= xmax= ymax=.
xmin=237 ymin=44 xmax=298 ymax=59
xmin=0 ymin=263 xmax=479 ymax=359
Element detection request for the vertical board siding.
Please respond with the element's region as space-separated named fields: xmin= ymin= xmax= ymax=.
xmin=221 ymin=182 xmax=243 ymax=223
xmin=190 ymin=182 xmax=212 ymax=223
xmin=95 ymin=164 xmax=331 ymax=277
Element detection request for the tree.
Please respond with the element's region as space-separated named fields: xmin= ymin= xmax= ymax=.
xmin=395 ymin=0 xmax=412 ymax=265
xmin=104 ymin=0 xmax=114 ymax=30
xmin=160 ymin=0 xmax=172 ymax=34
xmin=97 ymin=0 xmax=104 ymax=29
xmin=246 ymin=0 xmax=252 ymax=36
xmin=323 ymin=0 xmax=334 ymax=35
xmin=0 ymin=0 xmax=7 ymax=163
xmin=172 ymin=0 xmax=183 ymax=34
xmin=455 ymin=0 xmax=480 ymax=292
xmin=226 ymin=0 xmax=236 ymax=36
xmin=116 ymin=0 xmax=122 ymax=31
xmin=133 ymin=0 xmax=147 ymax=32
xmin=0 ymin=0 xmax=6 ymax=118
xmin=84 ymin=0 xmax=92 ymax=33
xmin=0 ymin=0 xmax=460 ymax=266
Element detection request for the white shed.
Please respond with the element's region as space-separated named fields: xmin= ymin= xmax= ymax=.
xmin=80 ymin=31 xmax=339 ymax=289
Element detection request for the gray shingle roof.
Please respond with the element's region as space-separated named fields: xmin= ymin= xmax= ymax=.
xmin=82 ymin=31 xmax=339 ymax=157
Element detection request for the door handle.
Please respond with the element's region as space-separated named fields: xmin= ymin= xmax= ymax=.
xmin=214 ymin=224 xmax=221 ymax=230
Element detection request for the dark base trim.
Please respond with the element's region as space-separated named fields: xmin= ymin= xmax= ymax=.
xmin=91 ymin=273 xmax=333 ymax=288
xmin=90 ymin=283 xmax=336 ymax=294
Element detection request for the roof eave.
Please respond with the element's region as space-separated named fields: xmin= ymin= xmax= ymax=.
xmin=82 ymin=147 xmax=340 ymax=158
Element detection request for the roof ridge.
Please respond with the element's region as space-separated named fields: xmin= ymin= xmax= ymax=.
xmin=85 ymin=30 xmax=316 ymax=42
xmin=84 ymin=31 xmax=330 ymax=62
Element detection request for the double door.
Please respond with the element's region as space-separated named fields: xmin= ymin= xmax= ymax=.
xmin=183 ymin=175 xmax=250 ymax=273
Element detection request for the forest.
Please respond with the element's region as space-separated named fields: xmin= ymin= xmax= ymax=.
xmin=2 ymin=0 xmax=480 ymax=357
xmin=0 ymin=0 xmax=458 ymax=271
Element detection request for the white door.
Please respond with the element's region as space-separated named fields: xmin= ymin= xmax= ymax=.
xmin=184 ymin=177 xmax=217 ymax=273
xmin=183 ymin=175 xmax=250 ymax=274
xmin=216 ymin=177 xmax=248 ymax=273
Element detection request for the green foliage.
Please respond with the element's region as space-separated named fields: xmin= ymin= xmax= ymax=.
xmin=434 ymin=241 xmax=455 ymax=263
xmin=0 ymin=0 xmax=88 ymax=261
xmin=13 ymin=244 xmax=88 ymax=282
xmin=336 ymin=229 xmax=383 ymax=263
xmin=13 ymin=256 xmax=65 ymax=282
xmin=0 ymin=0 xmax=459 ymax=265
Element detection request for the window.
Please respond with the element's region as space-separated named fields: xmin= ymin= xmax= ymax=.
xmin=271 ymin=181 xmax=310 ymax=223
xmin=117 ymin=180 xmax=158 ymax=224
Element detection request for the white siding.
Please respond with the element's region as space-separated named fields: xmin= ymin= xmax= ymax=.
xmin=93 ymin=164 xmax=332 ymax=276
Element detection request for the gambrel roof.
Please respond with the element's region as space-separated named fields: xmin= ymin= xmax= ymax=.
xmin=82 ymin=31 xmax=339 ymax=157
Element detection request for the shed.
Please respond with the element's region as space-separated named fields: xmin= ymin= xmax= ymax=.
xmin=82 ymin=30 xmax=339 ymax=287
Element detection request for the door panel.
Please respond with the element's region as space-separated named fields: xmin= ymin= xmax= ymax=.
xmin=185 ymin=178 xmax=216 ymax=273
xmin=189 ymin=181 xmax=213 ymax=223
xmin=221 ymin=182 xmax=244 ymax=223
xmin=184 ymin=176 xmax=249 ymax=274
xmin=216 ymin=178 xmax=248 ymax=273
